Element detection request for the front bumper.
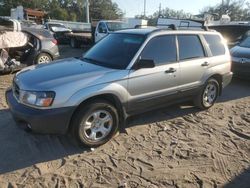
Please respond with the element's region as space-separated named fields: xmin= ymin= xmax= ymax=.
xmin=222 ymin=72 xmax=233 ymax=88
xmin=6 ymin=89 xmax=75 ymax=134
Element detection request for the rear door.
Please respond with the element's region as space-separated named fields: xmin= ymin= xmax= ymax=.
xmin=177 ymin=34 xmax=209 ymax=93
xmin=127 ymin=35 xmax=180 ymax=114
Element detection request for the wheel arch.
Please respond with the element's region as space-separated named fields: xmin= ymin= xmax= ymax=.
xmin=36 ymin=51 xmax=53 ymax=64
xmin=40 ymin=50 xmax=54 ymax=59
xmin=68 ymin=93 xmax=127 ymax=133
xmin=208 ymin=74 xmax=223 ymax=96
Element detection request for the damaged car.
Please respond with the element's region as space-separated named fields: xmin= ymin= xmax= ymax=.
xmin=0 ymin=18 xmax=59 ymax=73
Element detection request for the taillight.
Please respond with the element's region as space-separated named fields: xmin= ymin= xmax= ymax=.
xmin=52 ymin=39 xmax=58 ymax=45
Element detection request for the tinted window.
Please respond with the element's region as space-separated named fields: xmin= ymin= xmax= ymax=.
xmin=84 ymin=33 xmax=145 ymax=69
xmin=204 ymin=34 xmax=225 ymax=56
xmin=178 ymin=35 xmax=205 ymax=61
xmin=141 ymin=35 xmax=177 ymax=65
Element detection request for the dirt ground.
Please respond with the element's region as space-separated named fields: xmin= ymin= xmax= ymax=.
xmin=0 ymin=46 xmax=249 ymax=188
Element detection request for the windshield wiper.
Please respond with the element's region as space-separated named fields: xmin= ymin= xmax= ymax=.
xmin=79 ymin=57 xmax=122 ymax=70
xmin=80 ymin=57 xmax=103 ymax=66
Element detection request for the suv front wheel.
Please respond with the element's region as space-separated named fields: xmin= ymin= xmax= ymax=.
xmin=194 ymin=78 xmax=219 ymax=110
xmin=70 ymin=100 xmax=119 ymax=147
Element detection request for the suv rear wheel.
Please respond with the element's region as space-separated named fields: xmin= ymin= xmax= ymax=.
xmin=194 ymin=78 xmax=219 ymax=110
xmin=70 ymin=100 xmax=119 ymax=147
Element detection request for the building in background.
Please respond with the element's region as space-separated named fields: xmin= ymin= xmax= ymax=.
xmin=10 ymin=6 xmax=47 ymax=24
xmin=10 ymin=6 xmax=24 ymax=20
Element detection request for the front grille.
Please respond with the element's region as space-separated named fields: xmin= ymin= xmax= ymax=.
xmin=13 ymin=81 xmax=20 ymax=100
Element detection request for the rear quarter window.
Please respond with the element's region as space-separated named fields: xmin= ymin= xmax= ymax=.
xmin=204 ymin=34 xmax=226 ymax=56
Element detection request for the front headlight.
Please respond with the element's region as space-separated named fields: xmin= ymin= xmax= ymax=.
xmin=19 ymin=90 xmax=55 ymax=107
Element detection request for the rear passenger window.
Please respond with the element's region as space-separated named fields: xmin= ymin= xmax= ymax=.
xmin=178 ymin=35 xmax=205 ymax=61
xmin=204 ymin=34 xmax=225 ymax=56
xmin=141 ymin=35 xmax=177 ymax=65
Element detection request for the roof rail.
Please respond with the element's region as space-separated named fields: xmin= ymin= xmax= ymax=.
xmin=134 ymin=24 xmax=154 ymax=29
xmin=178 ymin=25 xmax=209 ymax=31
xmin=155 ymin=24 xmax=178 ymax=30
xmin=157 ymin=18 xmax=209 ymax=31
xmin=134 ymin=23 xmax=210 ymax=33
xmin=135 ymin=24 xmax=178 ymax=30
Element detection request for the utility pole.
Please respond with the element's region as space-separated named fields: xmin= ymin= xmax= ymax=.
xmin=159 ymin=3 xmax=162 ymax=17
xmin=221 ymin=0 xmax=224 ymax=16
xmin=85 ymin=0 xmax=90 ymax=23
xmin=144 ymin=0 xmax=146 ymax=18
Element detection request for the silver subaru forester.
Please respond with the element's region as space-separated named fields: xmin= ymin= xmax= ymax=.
xmin=6 ymin=27 xmax=233 ymax=147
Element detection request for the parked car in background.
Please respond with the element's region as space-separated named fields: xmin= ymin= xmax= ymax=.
xmin=1 ymin=18 xmax=59 ymax=73
xmin=230 ymin=36 xmax=250 ymax=79
xmin=208 ymin=24 xmax=250 ymax=48
xmin=6 ymin=27 xmax=232 ymax=147
xmin=19 ymin=28 xmax=60 ymax=64
xmin=44 ymin=22 xmax=72 ymax=44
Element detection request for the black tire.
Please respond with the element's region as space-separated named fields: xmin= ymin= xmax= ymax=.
xmin=70 ymin=38 xmax=80 ymax=48
xmin=70 ymin=100 xmax=119 ymax=147
xmin=194 ymin=78 xmax=220 ymax=110
xmin=36 ymin=53 xmax=52 ymax=64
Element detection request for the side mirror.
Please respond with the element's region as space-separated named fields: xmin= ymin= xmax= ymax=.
xmin=134 ymin=59 xmax=155 ymax=69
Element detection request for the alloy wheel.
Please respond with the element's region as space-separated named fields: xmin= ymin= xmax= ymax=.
xmin=81 ymin=110 xmax=113 ymax=142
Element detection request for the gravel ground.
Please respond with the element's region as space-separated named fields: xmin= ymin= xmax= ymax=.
xmin=0 ymin=46 xmax=249 ymax=188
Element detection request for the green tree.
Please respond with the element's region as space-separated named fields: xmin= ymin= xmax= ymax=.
xmin=0 ymin=0 xmax=50 ymax=16
xmin=201 ymin=0 xmax=250 ymax=21
xmin=0 ymin=0 xmax=123 ymax=22
xmin=89 ymin=0 xmax=123 ymax=20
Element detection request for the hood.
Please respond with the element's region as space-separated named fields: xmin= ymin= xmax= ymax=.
xmin=230 ymin=45 xmax=250 ymax=58
xmin=15 ymin=58 xmax=128 ymax=91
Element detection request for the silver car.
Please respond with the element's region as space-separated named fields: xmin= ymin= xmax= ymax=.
xmin=6 ymin=28 xmax=233 ymax=147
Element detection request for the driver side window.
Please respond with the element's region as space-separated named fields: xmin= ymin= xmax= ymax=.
xmin=140 ymin=35 xmax=177 ymax=66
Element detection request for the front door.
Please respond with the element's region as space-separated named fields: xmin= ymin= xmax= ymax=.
xmin=127 ymin=35 xmax=180 ymax=114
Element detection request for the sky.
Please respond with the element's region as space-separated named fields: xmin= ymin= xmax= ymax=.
xmin=113 ymin=0 xmax=223 ymax=17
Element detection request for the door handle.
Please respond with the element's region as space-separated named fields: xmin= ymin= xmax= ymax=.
xmin=165 ymin=68 xmax=176 ymax=73
xmin=201 ymin=62 xmax=209 ymax=67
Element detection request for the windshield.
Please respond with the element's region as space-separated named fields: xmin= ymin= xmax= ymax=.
xmin=239 ymin=37 xmax=250 ymax=48
xmin=83 ymin=33 xmax=145 ymax=69
xmin=106 ymin=22 xmax=128 ymax=31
